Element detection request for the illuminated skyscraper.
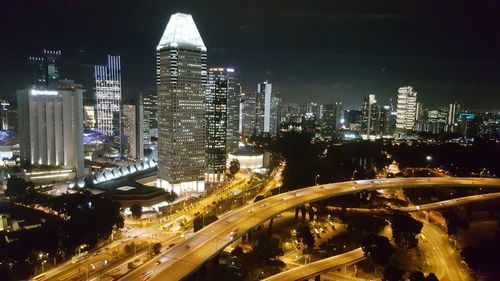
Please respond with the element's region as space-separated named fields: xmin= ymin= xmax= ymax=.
xmin=156 ymin=13 xmax=206 ymax=194
xmin=122 ymin=101 xmax=144 ymax=160
xmin=447 ymin=102 xmax=460 ymax=125
xmin=361 ymin=94 xmax=378 ymax=137
xmin=143 ymin=93 xmax=158 ymax=144
xmin=28 ymin=49 xmax=62 ymax=86
xmin=95 ymin=55 xmax=121 ymax=142
xmin=396 ymin=86 xmax=418 ymax=131
xmin=255 ymin=81 xmax=280 ymax=136
xmin=240 ymin=92 xmax=256 ymax=136
xmin=17 ymin=82 xmax=84 ymax=177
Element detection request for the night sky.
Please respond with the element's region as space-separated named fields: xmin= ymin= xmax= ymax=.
xmin=1 ymin=0 xmax=499 ymax=109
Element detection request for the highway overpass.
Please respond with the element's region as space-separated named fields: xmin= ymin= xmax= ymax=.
xmin=262 ymin=248 xmax=364 ymax=281
xmin=120 ymin=177 xmax=500 ymax=281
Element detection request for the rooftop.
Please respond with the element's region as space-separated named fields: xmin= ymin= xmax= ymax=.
xmin=157 ymin=13 xmax=206 ymax=51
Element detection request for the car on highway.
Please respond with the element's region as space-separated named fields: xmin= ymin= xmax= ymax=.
xmin=140 ymin=271 xmax=152 ymax=281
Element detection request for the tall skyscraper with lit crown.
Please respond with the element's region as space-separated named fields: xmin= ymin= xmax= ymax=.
xmin=156 ymin=13 xmax=206 ymax=194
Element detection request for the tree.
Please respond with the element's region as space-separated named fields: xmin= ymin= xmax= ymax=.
xmin=193 ymin=214 xmax=218 ymax=232
xmin=409 ymin=271 xmax=426 ymax=281
xmin=5 ymin=177 xmax=32 ymax=199
xmin=165 ymin=191 xmax=178 ymax=203
xmin=130 ymin=204 xmax=142 ymax=219
xmin=229 ymin=159 xmax=240 ymax=176
xmin=383 ymin=265 xmax=405 ymax=281
xmin=124 ymin=244 xmax=132 ymax=254
xmin=442 ymin=210 xmax=469 ymax=235
xmin=346 ymin=214 xmax=388 ymax=235
xmin=252 ymin=232 xmax=283 ymax=262
xmin=410 ymin=271 xmax=439 ymax=281
xmin=296 ymin=224 xmax=315 ymax=249
xmin=231 ymin=246 xmax=244 ymax=257
xmin=152 ymin=243 xmax=161 ymax=255
xmin=425 ymin=273 xmax=439 ymax=281
xmin=361 ymin=234 xmax=394 ymax=267
xmin=390 ymin=212 xmax=423 ymax=250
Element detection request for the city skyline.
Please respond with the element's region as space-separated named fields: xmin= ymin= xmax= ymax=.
xmin=1 ymin=4 xmax=500 ymax=281
xmin=1 ymin=1 xmax=499 ymax=109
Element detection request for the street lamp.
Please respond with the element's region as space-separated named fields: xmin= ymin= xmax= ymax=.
xmin=426 ymin=155 xmax=432 ymax=168
xmin=351 ymin=170 xmax=358 ymax=180
xmin=315 ymin=174 xmax=320 ymax=186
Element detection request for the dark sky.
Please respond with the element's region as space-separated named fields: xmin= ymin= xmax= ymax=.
xmin=1 ymin=0 xmax=499 ymax=109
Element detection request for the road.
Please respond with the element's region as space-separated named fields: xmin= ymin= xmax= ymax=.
xmin=121 ymin=177 xmax=500 ymax=281
xmin=420 ymin=221 xmax=469 ymax=281
xmin=325 ymin=192 xmax=500 ymax=214
xmin=37 ymin=171 xmax=257 ymax=281
xmin=262 ymin=248 xmax=365 ymax=281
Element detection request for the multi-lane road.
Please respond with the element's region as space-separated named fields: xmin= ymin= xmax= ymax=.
xmin=120 ymin=177 xmax=500 ymax=281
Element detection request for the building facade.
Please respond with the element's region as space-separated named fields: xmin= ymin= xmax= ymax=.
xmin=95 ymin=55 xmax=122 ymax=142
xmin=17 ymin=83 xmax=84 ymax=177
xmin=361 ymin=94 xmax=379 ymax=137
xmin=254 ymin=81 xmax=280 ymax=136
xmin=395 ymin=86 xmax=418 ymax=132
xmin=28 ymin=49 xmax=62 ymax=86
xmin=143 ymin=93 xmax=158 ymax=144
xmin=156 ymin=13 xmax=206 ymax=194
xmin=240 ymin=92 xmax=256 ymax=136
xmin=122 ymin=102 xmax=144 ymax=160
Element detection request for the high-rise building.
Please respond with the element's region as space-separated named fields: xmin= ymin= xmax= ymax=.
xmin=270 ymin=92 xmax=282 ymax=134
xmin=255 ymin=81 xmax=280 ymax=136
xmin=17 ymin=82 xmax=84 ymax=177
xmin=156 ymin=13 xmax=206 ymax=194
xmin=419 ymin=108 xmax=448 ymax=134
xmin=143 ymin=93 xmax=158 ymax=143
xmin=396 ymin=86 xmax=418 ymax=132
xmin=122 ymin=102 xmax=144 ymax=160
xmin=220 ymin=68 xmax=241 ymax=154
xmin=205 ymin=68 xmax=234 ymax=182
xmin=361 ymin=94 xmax=379 ymax=137
xmin=447 ymin=102 xmax=460 ymax=125
xmin=83 ymin=105 xmax=96 ymax=129
xmin=0 ymin=101 xmax=10 ymax=130
xmin=322 ymin=103 xmax=338 ymax=137
xmin=28 ymin=49 xmax=62 ymax=86
xmin=378 ymin=105 xmax=392 ymax=135
xmin=95 ymin=55 xmax=122 ymax=143
xmin=334 ymin=102 xmax=343 ymax=130
xmin=280 ymin=103 xmax=302 ymax=124
xmin=240 ymin=92 xmax=256 ymax=136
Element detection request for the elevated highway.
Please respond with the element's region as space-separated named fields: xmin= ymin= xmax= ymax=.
xmin=262 ymin=248 xmax=364 ymax=281
xmin=121 ymin=177 xmax=500 ymax=281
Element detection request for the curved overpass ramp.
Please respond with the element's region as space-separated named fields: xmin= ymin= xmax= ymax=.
xmin=262 ymin=248 xmax=364 ymax=281
xmin=325 ymin=192 xmax=500 ymax=213
xmin=121 ymin=177 xmax=500 ymax=281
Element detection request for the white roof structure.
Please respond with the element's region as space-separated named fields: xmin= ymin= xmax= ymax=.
xmin=157 ymin=13 xmax=206 ymax=51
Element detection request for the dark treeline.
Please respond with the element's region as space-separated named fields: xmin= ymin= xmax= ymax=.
xmin=267 ymin=132 xmax=500 ymax=191
xmin=0 ymin=190 xmax=123 ymax=280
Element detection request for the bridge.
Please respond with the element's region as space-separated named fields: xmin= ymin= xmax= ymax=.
xmin=120 ymin=177 xmax=500 ymax=281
